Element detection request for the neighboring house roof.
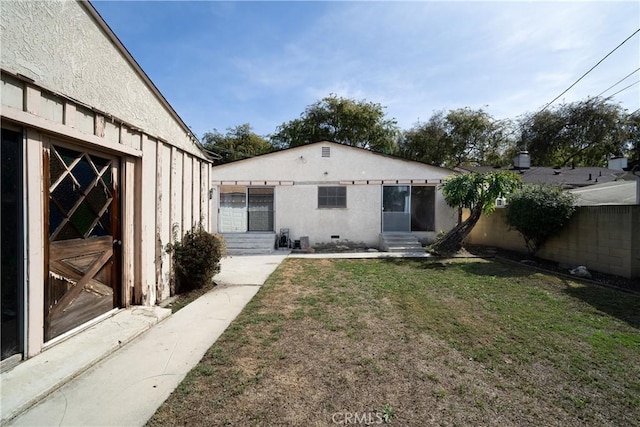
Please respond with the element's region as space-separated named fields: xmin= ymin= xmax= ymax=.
xmin=211 ymin=141 xmax=456 ymax=183
xmin=569 ymin=180 xmax=638 ymax=205
xmin=467 ymin=166 xmax=620 ymax=189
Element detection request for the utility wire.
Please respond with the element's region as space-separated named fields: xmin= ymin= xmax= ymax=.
xmin=540 ymin=28 xmax=640 ymax=113
xmin=596 ymin=67 xmax=640 ymax=97
xmin=203 ymin=143 xmax=263 ymax=159
xmin=201 ymin=148 xmax=223 ymax=160
xmin=604 ymin=79 xmax=640 ymax=100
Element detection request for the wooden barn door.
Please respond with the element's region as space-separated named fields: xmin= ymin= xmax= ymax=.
xmin=45 ymin=142 xmax=120 ymax=341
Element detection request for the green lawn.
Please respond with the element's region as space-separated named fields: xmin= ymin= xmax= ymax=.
xmin=148 ymin=258 xmax=640 ymax=426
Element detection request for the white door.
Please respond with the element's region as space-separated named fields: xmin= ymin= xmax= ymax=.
xmin=219 ymin=186 xmax=247 ymax=232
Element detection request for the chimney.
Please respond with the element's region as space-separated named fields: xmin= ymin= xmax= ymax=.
xmin=608 ymin=156 xmax=628 ymax=170
xmin=513 ymin=151 xmax=530 ymax=169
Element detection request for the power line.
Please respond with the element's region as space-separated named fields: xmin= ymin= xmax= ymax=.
xmin=604 ymin=79 xmax=640 ymax=100
xmin=596 ymin=67 xmax=640 ymax=97
xmin=540 ymin=28 xmax=640 ymax=113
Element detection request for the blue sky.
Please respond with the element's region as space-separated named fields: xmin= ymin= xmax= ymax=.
xmin=91 ymin=1 xmax=640 ymax=140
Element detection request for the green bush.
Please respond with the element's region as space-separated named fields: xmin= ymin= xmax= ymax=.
xmin=167 ymin=225 xmax=226 ymax=293
xmin=505 ymin=184 xmax=576 ymax=255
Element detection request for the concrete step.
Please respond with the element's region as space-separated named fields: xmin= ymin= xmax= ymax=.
xmin=221 ymin=233 xmax=276 ymax=255
xmin=383 ymin=239 xmax=421 ymax=245
xmin=221 ymin=234 xmax=275 ymax=242
xmin=0 ymin=307 xmax=170 ymax=424
xmin=386 ymin=246 xmax=424 ymax=253
xmin=226 ymin=248 xmax=275 ymax=255
xmin=379 ymin=233 xmax=424 ymax=252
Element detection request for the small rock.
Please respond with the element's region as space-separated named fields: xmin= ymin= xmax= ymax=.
xmin=520 ymin=259 xmax=537 ymax=266
xmin=367 ymin=248 xmax=379 ymax=252
xmin=570 ymin=265 xmax=592 ymax=278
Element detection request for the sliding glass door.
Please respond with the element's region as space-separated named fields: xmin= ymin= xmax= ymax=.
xmin=382 ymin=185 xmax=435 ymax=233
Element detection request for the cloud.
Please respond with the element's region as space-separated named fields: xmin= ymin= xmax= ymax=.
xmin=95 ymin=0 xmax=640 ymax=138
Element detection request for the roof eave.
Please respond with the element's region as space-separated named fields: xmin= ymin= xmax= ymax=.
xmin=80 ymin=0 xmax=210 ymax=161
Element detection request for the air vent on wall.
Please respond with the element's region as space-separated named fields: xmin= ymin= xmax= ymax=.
xmin=322 ymin=146 xmax=330 ymax=158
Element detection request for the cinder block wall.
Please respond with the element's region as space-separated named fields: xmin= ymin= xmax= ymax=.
xmin=465 ymin=206 xmax=640 ymax=279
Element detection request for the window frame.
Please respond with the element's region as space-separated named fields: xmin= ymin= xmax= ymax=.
xmin=317 ymin=186 xmax=347 ymax=209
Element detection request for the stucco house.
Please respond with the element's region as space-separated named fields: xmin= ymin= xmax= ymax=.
xmin=210 ymin=141 xmax=458 ymax=253
xmin=1 ymin=1 xmax=213 ymax=364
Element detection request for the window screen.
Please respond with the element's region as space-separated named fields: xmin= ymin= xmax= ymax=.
xmin=318 ymin=186 xmax=346 ymax=208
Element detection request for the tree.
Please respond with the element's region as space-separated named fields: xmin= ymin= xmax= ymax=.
xmin=520 ymin=98 xmax=628 ymax=167
xmin=202 ymin=124 xmax=272 ymax=164
xmin=398 ymin=108 xmax=513 ymax=168
xmin=622 ymin=109 xmax=640 ymax=162
xmin=398 ymin=112 xmax=451 ymax=167
xmin=270 ymin=94 xmax=400 ymax=154
xmin=430 ymin=171 xmax=522 ymax=254
xmin=505 ymin=184 xmax=576 ymax=255
xmin=446 ymin=108 xmax=511 ymax=168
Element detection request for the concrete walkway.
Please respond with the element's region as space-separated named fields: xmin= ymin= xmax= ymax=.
xmin=3 ymin=253 xmax=289 ymax=427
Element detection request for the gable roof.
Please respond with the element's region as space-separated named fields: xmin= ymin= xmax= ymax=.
xmin=213 ymin=141 xmax=457 ymax=175
xmin=82 ymin=1 xmax=202 ymax=152
xmin=210 ymin=141 xmax=457 ymax=184
xmin=1 ymin=0 xmax=208 ymax=160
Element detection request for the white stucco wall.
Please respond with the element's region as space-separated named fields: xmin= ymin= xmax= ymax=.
xmin=211 ymin=142 xmax=452 ymax=182
xmin=0 ymin=0 xmax=203 ymax=158
xmin=211 ymin=142 xmax=458 ymax=246
xmin=274 ymin=184 xmax=382 ymax=246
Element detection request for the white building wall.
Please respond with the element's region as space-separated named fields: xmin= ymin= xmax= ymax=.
xmin=275 ymin=185 xmax=382 ymax=246
xmin=211 ymin=142 xmax=458 ymax=246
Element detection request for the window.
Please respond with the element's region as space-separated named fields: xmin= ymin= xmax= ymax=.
xmin=318 ymin=186 xmax=346 ymax=208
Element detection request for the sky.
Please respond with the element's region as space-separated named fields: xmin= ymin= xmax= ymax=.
xmin=91 ymin=1 xmax=640 ymax=140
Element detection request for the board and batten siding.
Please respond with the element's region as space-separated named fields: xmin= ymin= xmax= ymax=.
xmin=1 ymin=76 xmax=212 ymax=356
xmin=1 ymin=0 xmax=215 ymax=358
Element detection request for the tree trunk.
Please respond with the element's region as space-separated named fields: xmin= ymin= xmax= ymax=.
xmin=431 ymin=205 xmax=483 ymax=255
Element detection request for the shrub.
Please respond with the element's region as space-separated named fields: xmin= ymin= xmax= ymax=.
xmin=167 ymin=225 xmax=226 ymax=293
xmin=505 ymin=184 xmax=576 ymax=255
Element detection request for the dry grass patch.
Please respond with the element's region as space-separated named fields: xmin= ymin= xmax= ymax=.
xmin=148 ymin=258 xmax=640 ymax=426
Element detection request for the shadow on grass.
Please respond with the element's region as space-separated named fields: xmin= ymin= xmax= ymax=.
xmin=561 ymin=280 xmax=640 ymax=329
xmin=457 ymin=261 xmax=535 ymax=278
xmin=380 ymin=257 xmax=535 ymax=278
